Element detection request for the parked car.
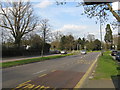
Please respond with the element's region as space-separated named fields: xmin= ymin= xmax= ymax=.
xmin=111 ymin=50 xmax=117 ymax=56
xmin=80 ymin=50 xmax=87 ymax=55
xmin=61 ymin=51 xmax=67 ymax=54
xmin=50 ymin=50 xmax=60 ymax=54
xmin=115 ymin=51 xmax=120 ymax=61
xmin=55 ymin=50 xmax=61 ymax=54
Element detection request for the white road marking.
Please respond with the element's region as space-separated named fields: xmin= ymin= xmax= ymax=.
xmin=33 ymin=70 xmax=46 ymax=75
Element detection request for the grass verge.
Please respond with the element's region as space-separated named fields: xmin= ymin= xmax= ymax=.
xmin=2 ymin=53 xmax=74 ymax=68
xmin=94 ymin=51 xmax=118 ymax=79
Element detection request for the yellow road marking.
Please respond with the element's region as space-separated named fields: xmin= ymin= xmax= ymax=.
xmin=40 ymin=86 xmax=45 ymax=88
xmin=23 ymin=80 xmax=31 ymax=83
xmin=39 ymin=74 xmax=47 ymax=77
xmin=34 ymin=85 xmax=41 ymax=88
xmin=40 ymin=86 xmax=50 ymax=90
xmin=28 ymin=84 xmax=35 ymax=88
xmin=74 ymin=54 xmax=100 ymax=88
xmin=23 ymin=84 xmax=32 ymax=88
xmin=40 ymin=85 xmax=49 ymax=89
xmin=46 ymin=86 xmax=50 ymax=88
xmin=16 ymin=80 xmax=31 ymax=88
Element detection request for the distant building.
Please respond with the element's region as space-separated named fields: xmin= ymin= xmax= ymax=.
xmin=113 ymin=34 xmax=119 ymax=45
xmin=87 ymin=34 xmax=95 ymax=41
xmin=113 ymin=34 xmax=119 ymax=49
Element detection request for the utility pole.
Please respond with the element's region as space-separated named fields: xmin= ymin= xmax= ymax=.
xmin=41 ymin=29 xmax=45 ymax=57
xmin=100 ymin=6 xmax=103 ymax=56
xmin=118 ymin=10 xmax=120 ymax=50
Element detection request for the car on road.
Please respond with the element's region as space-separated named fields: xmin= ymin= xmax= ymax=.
xmin=80 ymin=50 xmax=87 ymax=55
xmin=61 ymin=51 xmax=67 ymax=54
xmin=50 ymin=50 xmax=60 ymax=54
xmin=115 ymin=51 xmax=120 ymax=61
xmin=111 ymin=50 xmax=117 ymax=56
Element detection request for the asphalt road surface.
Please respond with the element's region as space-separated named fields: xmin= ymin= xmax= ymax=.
xmin=2 ymin=52 xmax=100 ymax=89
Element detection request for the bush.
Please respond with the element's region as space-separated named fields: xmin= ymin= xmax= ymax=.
xmin=2 ymin=43 xmax=51 ymax=57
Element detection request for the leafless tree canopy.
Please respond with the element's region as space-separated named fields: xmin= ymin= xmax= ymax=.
xmin=40 ymin=19 xmax=51 ymax=43
xmin=79 ymin=2 xmax=120 ymax=23
xmin=39 ymin=19 xmax=51 ymax=56
xmin=0 ymin=0 xmax=38 ymax=47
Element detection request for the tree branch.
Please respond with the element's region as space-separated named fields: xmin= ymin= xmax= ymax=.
xmin=106 ymin=3 xmax=120 ymax=22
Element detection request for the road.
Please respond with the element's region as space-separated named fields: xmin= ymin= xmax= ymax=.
xmin=2 ymin=52 xmax=100 ymax=89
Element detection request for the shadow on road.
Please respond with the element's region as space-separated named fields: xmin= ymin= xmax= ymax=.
xmin=111 ymin=62 xmax=120 ymax=90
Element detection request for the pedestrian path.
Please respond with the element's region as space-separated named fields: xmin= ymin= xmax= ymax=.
xmin=1 ymin=54 xmax=61 ymax=63
xmin=82 ymin=79 xmax=116 ymax=88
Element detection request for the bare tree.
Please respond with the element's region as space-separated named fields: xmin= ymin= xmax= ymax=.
xmin=51 ymin=31 xmax=63 ymax=50
xmin=0 ymin=0 xmax=38 ymax=48
xmin=56 ymin=1 xmax=120 ymax=22
xmin=78 ymin=2 xmax=120 ymax=23
xmin=39 ymin=19 xmax=51 ymax=56
xmin=52 ymin=31 xmax=63 ymax=41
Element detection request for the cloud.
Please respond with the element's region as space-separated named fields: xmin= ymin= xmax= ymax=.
xmin=56 ymin=24 xmax=87 ymax=35
xmin=35 ymin=0 xmax=53 ymax=8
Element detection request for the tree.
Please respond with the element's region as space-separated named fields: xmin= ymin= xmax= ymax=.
xmin=86 ymin=41 xmax=94 ymax=51
xmin=0 ymin=1 xmax=38 ymax=48
xmin=52 ymin=31 xmax=63 ymax=42
xmin=94 ymin=39 xmax=101 ymax=50
xmin=104 ymin=24 xmax=113 ymax=49
xmin=51 ymin=31 xmax=63 ymax=50
xmin=59 ymin=34 xmax=75 ymax=50
xmin=81 ymin=38 xmax=86 ymax=49
xmin=66 ymin=35 xmax=75 ymax=50
xmin=85 ymin=39 xmax=101 ymax=51
xmin=56 ymin=1 xmax=120 ymax=22
xmin=59 ymin=35 xmax=67 ymax=50
xmin=29 ymin=34 xmax=42 ymax=49
xmin=80 ymin=2 xmax=120 ymax=23
xmin=39 ymin=19 xmax=51 ymax=56
xmin=76 ymin=37 xmax=82 ymax=50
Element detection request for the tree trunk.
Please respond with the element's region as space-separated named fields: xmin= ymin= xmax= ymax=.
xmin=14 ymin=37 xmax=21 ymax=48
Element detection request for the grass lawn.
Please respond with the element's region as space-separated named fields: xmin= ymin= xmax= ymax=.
xmin=1 ymin=53 xmax=74 ymax=68
xmin=94 ymin=51 xmax=119 ymax=79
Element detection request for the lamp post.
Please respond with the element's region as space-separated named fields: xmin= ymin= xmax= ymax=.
xmin=83 ymin=1 xmax=104 ymax=55
xmin=100 ymin=13 xmax=103 ymax=56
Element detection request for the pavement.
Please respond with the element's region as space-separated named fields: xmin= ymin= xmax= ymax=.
xmin=1 ymin=54 xmax=61 ymax=63
xmin=82 ymin=77 xmax=120 ymax=90
xmin=82 ymin=79 xmax=115 ymax=88
xmin=82 ymin=55 xmax=120 ymax=89
xmin=2 ymin=52 xmax=100 ymax=88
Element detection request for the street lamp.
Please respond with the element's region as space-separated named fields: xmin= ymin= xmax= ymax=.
xmin=83 ymin=0 xmax=104 ymax=55
xmin=99 ymin=9 xmax=103 ymax=55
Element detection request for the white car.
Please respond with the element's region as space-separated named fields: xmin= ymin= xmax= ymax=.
xmin=81 ymin=50 xmax=87 ymax=55
xmin=61 ymin=51 xmax=67 ymax=54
